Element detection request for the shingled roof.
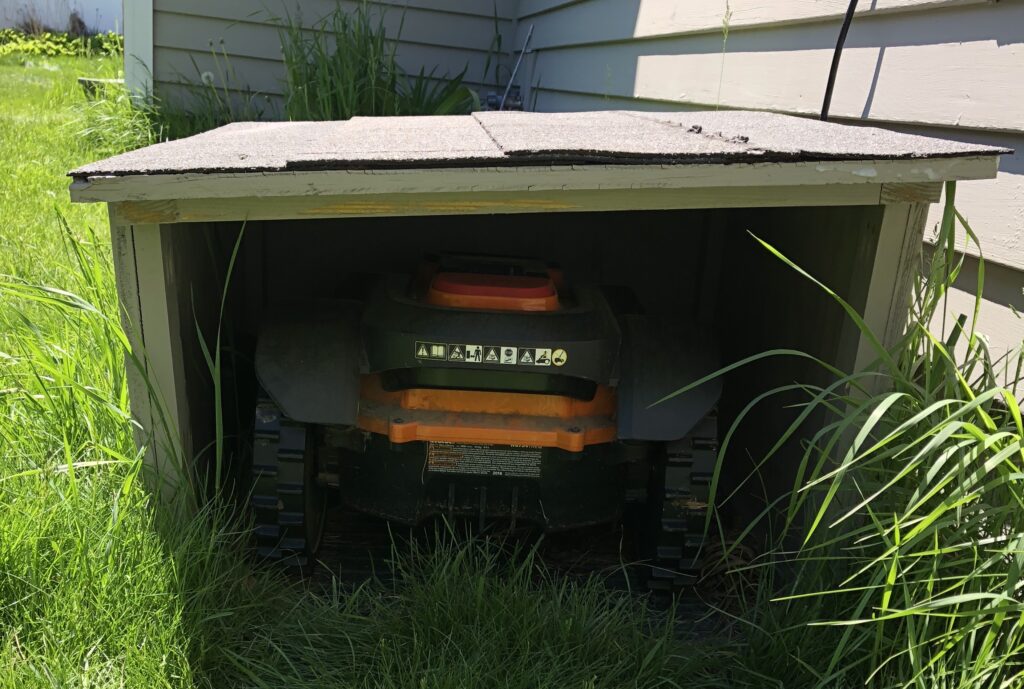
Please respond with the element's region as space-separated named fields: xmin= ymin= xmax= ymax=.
xmin=70 ymin=110 xmax=1008 ymax=179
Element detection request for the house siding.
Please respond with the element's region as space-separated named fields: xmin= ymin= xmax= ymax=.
xmin=150 ymin=0 xmax=518 ymax=114
xmin=515 ymin=0 xmax=1022 ymax=363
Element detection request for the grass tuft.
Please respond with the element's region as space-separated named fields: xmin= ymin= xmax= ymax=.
xmin=681 ymin=182 xmax=1024 ymax=688
xmin=277 ymin=1 xmax=479 ymax=120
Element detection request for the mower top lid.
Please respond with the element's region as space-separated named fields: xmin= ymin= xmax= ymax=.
xmin=427 ymin=273 xmax=559 ymax=312
xmin=424 ymin=254 xmax=561 ymax=312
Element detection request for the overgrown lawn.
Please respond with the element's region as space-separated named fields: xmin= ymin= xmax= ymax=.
xmin=2 ymin=52 xmax=1021 ymax=689
xmin=0 ymin=54 xmax=716 ymax=689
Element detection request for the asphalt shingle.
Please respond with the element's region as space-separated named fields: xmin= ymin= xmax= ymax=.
xmin=69 ymin=110 xmax=1007 ymax=179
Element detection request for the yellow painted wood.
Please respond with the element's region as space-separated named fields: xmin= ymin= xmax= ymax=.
xmin=880 ymin=182 xmax=942 ymax=204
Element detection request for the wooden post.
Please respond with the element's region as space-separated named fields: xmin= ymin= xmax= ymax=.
xmin=854 ymin=202 xmax=929 ymax=374
xmin=108 ymin=210 xmax=190 ymax=501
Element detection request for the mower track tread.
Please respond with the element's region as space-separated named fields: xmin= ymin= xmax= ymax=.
xmin=250 ymin=395 xmax=318 ymax=568
xmin=646 ymin=411 xmax=718 ymax=595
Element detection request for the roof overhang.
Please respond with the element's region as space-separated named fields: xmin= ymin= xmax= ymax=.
xmin=71 ymin=156 xmax=998 ymax=204
xmin=69 ymin=111 xmax=1007 ymax=222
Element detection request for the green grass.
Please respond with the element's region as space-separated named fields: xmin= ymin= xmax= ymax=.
xmin=0 ymin=55 xmax=118 ymax=279
xmin=2 ymin=51 xmax=1021 ymax=689
xmin=0 ymin=54 xmax=718 ymax=689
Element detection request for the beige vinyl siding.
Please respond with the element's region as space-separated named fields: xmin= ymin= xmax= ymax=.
xmin=520 ymin=2 xmax=1023 ymax=132
xmin=516 ymin=0 xmax=1023 ymax=362
xmin=518 ymin=0 xmax=996 ymax=46
xmin=151 ymin=0 xmax=516 ymax=113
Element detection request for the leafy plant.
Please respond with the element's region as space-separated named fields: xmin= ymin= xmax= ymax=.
xmin=0 ymin=28 xmax=122 ymax=58
xmin=278 ymin=1 xmax=478 ymax=120
xmin=682 ymin=183 xmax=1024 ymax=687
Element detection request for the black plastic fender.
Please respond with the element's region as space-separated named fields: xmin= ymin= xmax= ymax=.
xmin=616 ymin=315 xmax=721 ymax=441
xmin=255 ymin=300 xmax=363 ymax=426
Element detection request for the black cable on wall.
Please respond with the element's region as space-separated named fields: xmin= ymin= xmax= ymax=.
xmin=821 ymin=0 xmax=860 ymax=121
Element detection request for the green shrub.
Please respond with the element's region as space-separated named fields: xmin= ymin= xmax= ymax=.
xmin=0 ymin=28 xmax=122 ymax=58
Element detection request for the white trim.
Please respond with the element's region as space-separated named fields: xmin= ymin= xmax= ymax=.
xmin=131 ymin=222 xmax=190 ymax=498
xmin=854 ymin=202 xmax=929 ymax=373
xmin=69 ymin=156 xmax=999 ymax=204
xmin=123 ymin=0 xmax=154 ymax=99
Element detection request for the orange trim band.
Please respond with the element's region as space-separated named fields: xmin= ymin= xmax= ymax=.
xmin=356 ymin=375 xmax=617 ymax=451
xmin=426 ymin=290 xmax=559 ymax=312
xmin=360 ymin=376 xmax=615 ymax=418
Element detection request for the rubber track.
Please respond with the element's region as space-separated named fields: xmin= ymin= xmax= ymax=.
xmin=251 ymin=396 xmax=314 ymax=567
xmin=647 ymin=412 xmax=719 ymax=594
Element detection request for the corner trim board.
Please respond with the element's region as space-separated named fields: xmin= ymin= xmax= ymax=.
xmin=124 ymin=0 xmax=154 ymax=98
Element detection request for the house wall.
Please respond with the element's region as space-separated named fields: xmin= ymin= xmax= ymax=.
xmin=138 ymin=0 xmax=517 ymax=117
xmin=514 ymin=0 xmax=1023 ymax=367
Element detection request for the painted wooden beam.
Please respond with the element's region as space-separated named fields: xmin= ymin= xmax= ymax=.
xmin=118 ymin=221 xmax=191 ymax=500
xmin=853 ymin=201 xmax=930 ymax=374
xmin=70 ymin=156 xmax=998 ymax=204
xmin=106 ymin=184 xmax=895 ymax=225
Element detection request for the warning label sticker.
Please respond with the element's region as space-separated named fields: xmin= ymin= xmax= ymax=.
xmin=415 ymin=341 xmax=448 ymax=360
xmin=415 ymin=341 xmax=566 ymax=367
xmin=427 ymin=442 xmax=542 ymax=478
xmin=448 ymin=344 xmax=466 ymax=361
